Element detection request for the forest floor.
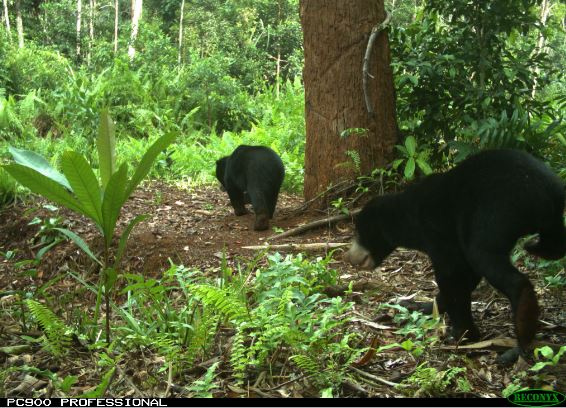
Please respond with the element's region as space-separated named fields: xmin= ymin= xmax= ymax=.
xmin=1 ymin=181 xmax=565 ymax=399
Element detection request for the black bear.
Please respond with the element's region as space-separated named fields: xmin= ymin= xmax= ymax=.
xmin=345 ymin=149 xmax=565 ymax=364
xmin=216 ymin=145 xmax=285 ymax=231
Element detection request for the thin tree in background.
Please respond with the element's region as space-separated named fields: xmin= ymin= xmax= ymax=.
xmin=177 ymin=0 xmax=185 ymax=65
xmin=3 ymin=0 xmax=12 ymax=42
xmin=300 ymin=0 xmax=398 ymax=206
xmin=113 ymin=0 xmax=118 ymax=54
xmin=128 ymin=0 xmax=143 ymax=60
xmin=87 ymin=0 xmax=95 ymax=65
xmin=531 ymin=0 xmax=551 ymax=98
xmin=15 ymin=0 xmax=23 ymax=47
xmin=76 ymin=0 xmax=82 ymax=58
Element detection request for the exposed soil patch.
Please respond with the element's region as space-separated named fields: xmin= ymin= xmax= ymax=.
xmin=1 ymin=182 xmax=564 ymax=398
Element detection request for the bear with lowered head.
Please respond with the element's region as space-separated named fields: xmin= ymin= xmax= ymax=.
xmin=345 ymin=149 xmax=565 ymax=364
xmin=216 ymin=145 xmax=285 ymax=231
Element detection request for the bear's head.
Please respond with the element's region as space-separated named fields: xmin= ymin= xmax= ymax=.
xmin=344 ymin=196 xmax=397 ymax=269
xmin=215 ymin=157 xmax=228 ymax=191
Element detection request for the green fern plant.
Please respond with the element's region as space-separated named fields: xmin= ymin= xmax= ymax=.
xmin=184 ymin=307 xmax=220 ymax=366
xmin=26 ymin=299 xmax=72 ymax=357
xmin=345 ymin=150 xmax=362 ymax=174
xmin=189 ymin=284 xmax=248 ymax=322
xmin=230 ymin=324 xmax=249 ymax=383
xmin=188 ymin=361 xmax=220 ymax=398
xmin=291 ymin=354 xmax=321 ymax=377
xmin=399 ymin=363 xmax=471 ymax=397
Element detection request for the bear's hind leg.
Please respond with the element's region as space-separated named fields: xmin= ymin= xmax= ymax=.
xmin=226 ymin=187 xmax=248 ymax=216
xmin=247 ymin=187 xmax=270 ymax=231
xmin=469 ymin=252 xmax=540 ymax=365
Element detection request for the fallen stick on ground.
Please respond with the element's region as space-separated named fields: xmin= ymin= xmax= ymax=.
xmin=267 ymin=208 xmax=361 ymax=241
xmin=242 ymin=242 xmax=350 ymax=251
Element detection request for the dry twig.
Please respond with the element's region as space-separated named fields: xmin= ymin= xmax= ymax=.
xmin=267 ymin=209 xmax=361 ymax=241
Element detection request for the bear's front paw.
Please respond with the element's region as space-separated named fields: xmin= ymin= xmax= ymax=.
xmin=234 ymin=207 xmax=249 ymax=216
xmin=254 ymin=214 xmax=270 ymax=231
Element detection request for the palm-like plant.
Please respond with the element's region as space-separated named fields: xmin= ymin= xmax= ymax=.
xmin=4 ymin=110 xmax=176 ymax=343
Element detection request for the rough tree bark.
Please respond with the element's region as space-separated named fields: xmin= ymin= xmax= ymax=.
xmin=128 ymin=0 xmax=143 ymax=61
xmin=300 ymin=0 xmax=398 ymax=206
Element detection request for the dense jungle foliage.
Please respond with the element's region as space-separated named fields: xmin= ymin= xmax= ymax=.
xmin=0 ymin=0 xmax=564 ymax=400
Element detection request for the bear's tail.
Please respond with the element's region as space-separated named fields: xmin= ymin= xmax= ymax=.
xmin=524 ymin=224 xmax=566 ymax=260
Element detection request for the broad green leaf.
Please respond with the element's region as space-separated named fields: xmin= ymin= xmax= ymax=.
xmin=535 ymin=346 xmax=554 ymax=360
xmin=394 ymin=145 xmax=408 ymax=155
xmin=53 ymin=227 xmax=102 ymax=266
xmin=101 ymin=163 xmax=128 ymax=247
xmin=4 ymin=164 xmax=85 ymax=215
xmin=529 ymin=362 xmax=549 ymax=372
xmin=392 ymin=159 xmax=404 ymax=170
xmin=404 ymin=158 xmax=416 ymax=179
xmin=114 ymin=214 xmax=149 ymax=268
xmin=416 ymin=158 xmax=433 ymax=175
xmin=125 ymin=132 xmax=177 ymax=199
xmin=61 ymin=152 xmax=103 ymax=225
xmin=97 ymin=109 xmax=116 ymax=189
xmin=404 ymin=136 xmax=417 ymax=156
xmin=8 ymin=146 xmax=71 ymax=190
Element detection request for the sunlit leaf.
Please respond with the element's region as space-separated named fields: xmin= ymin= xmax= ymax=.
xmin=4 ymin=164 xmax=84 ymax=215
xmin=101 ymin=163 xmax=128 ymax=247
xmin=404 ymin=158 xmax=416 ymax=179
xmin=61 ymin=151 xmax=103 ymax=225
xmin=8 ymin=146 xmax=71 ymax=190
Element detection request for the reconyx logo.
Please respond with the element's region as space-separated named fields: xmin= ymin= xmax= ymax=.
xmin=508 ymin=389 xmax=565 ymax=407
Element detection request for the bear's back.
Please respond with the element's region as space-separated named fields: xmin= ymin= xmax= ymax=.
xmin=446 ymin=149 xmax=563 ymax=206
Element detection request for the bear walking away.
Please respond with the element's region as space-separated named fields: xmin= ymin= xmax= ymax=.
xmin=216 ymin=145 xmax=285 ymax=231
xmin=345 ymin=149 xmax=566 ymax=364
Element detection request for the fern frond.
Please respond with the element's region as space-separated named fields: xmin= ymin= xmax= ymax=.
xmin=291 ymin=354 xmax=321 ymax=376
xmin=186 ymin=308 xmax=220 ymax=366
xmin=345 ymin=150 xmax=361 ymax=174
xmin=26 ymin=299 xmax=72 ymax=357
xmin=230 ymin=325 xmax=248 ymax=384
xmin=277 ymin=287 xmax=293 ymax=317
xmin=189 ymin=284 xmax=247 ymax=323
xmin=250 ymin=323 xmax=289 ymax=365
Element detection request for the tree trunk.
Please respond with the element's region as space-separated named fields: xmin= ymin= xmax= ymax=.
xmin=15 ymin=0 xmax=23 ymax=48
xmin=113 ymin=0 xmax=118 ymax=54
xmin=2 ymin=0 xmax=11 ymax=42
xmin=128 ymin=0 xmax=143 ymax=61
xmin=177 ymin=0 xmax=185 ymax=65
xmin=531 ymin=0 xmax=551 ymax=98
xmin=300 ymin=0 xmax=398 ymax=206
xmin=76 ymin=0 xmax=82 ymax=58
xmin=87 ymin=0 xmax=95 ymax=65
